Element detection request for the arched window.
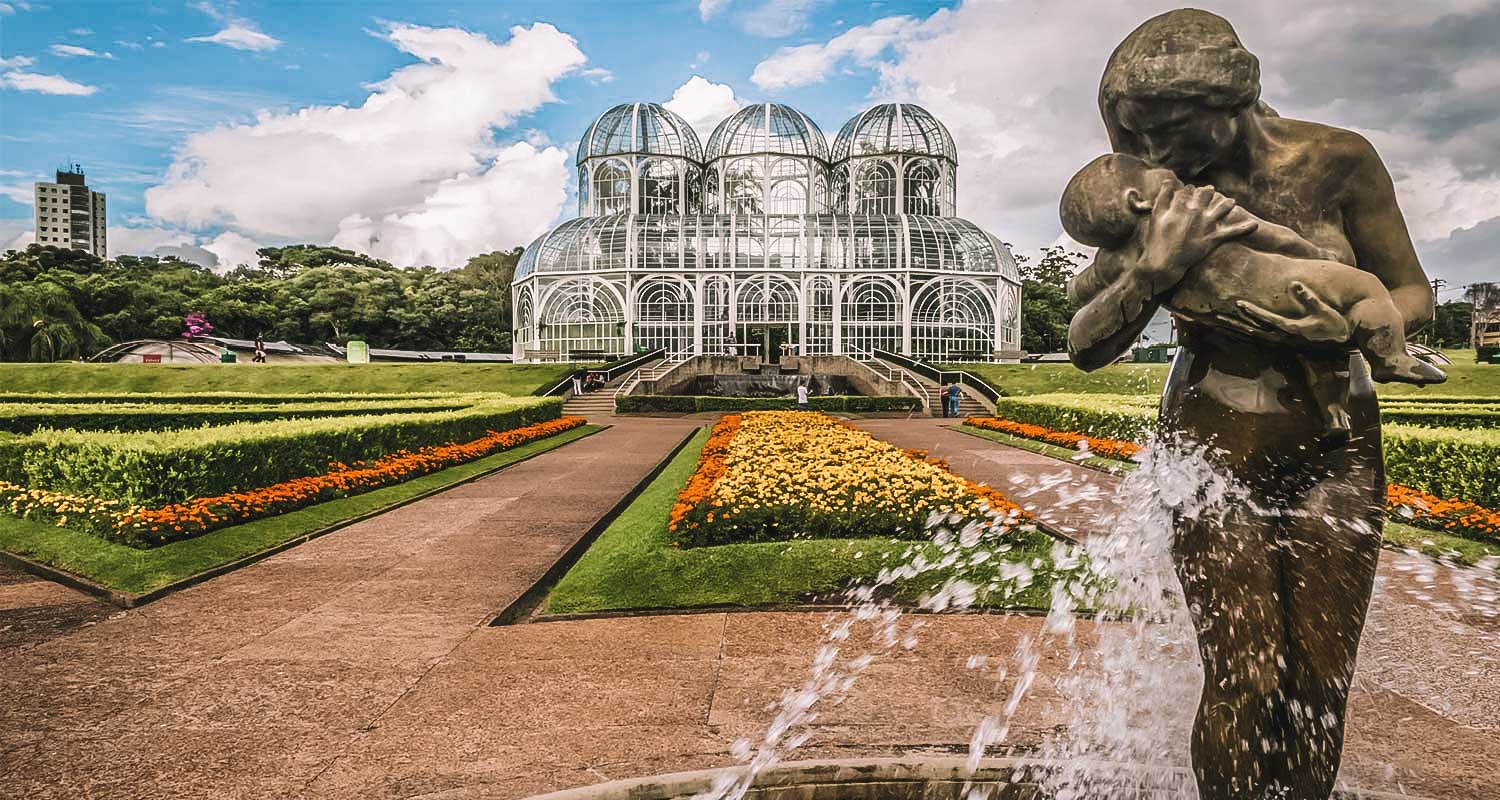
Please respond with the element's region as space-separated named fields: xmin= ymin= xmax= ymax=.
xmin=723 ymin=157 xmax=764 ymax=215
xmin=539 ymin=278 xmax=625 ymax=355
xmin=703 ymin=166 xmax=720 ymax=214
xmin=685 ymin=164 xmax=702 ymax=213
xmin=736 ymin=275 xmax=798 ymax=324
xmin=812 ymin=174 xmax=828 ymax=214
xmin=633 ymin=277 xmax=694 ymax=355
xmin=639 ymin=158 xmax=680 ymax=214
xmin=912 ymin=278 xmax=994 ymax=360
xmin=768 ymin=158 xmax=808 ymax=214
xmin=904 ymin=159 xmax=941 ymax=215
xmin=701 ymin=275 xmax=732 ymax=355
xmin=805 ymin=276 xmax=834 ymax=355
xmin=830 ymin=163 xmax=849 ymax=213
xmin=767 ymin=218 xmax=802 ymax=270
xmin=593 ymin=159 xmax=631 ymax=215
xmin=515 ymin=287 xmax=534 ymax=348
xmin=854 ymin=160 xmax=897 ymax=214
xmin=841 ymin=277 xmax=902 ymax=355
xmin=577 ymin=165 xmax=590 ymax=215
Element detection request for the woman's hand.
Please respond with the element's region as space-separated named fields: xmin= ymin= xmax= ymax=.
xmin=1232 ymin=282 xmax=1352 ymax=344
xmin=1139 ymin=184 xmax=1258 ymax=292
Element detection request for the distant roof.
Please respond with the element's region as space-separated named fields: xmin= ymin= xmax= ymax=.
xmin=325 ymin=344 xmax=513 ymax=363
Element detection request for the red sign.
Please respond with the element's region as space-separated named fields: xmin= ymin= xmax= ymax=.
xmin=141 ymin=354 xmax=162 ymax=364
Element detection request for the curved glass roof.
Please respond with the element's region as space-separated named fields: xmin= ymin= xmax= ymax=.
xmin=704 ymin=103 xmax=829 ymax=163
xmin=577 ymin=103 xmax=704 ymax=165
xmin=514 ymin=213 xmax=1017 ymax=282
xmin=831 ymin=103 xmax=958 ymax=164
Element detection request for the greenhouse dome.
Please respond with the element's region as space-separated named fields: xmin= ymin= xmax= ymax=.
xmin=514 ymin=101 xmax=1022 ymax=363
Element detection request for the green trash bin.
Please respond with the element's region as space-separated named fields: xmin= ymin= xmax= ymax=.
xmin=219 ymin=348 xmax=237 ymax=363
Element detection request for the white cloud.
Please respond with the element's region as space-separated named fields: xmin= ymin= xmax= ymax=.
xmin=107 ymin=225 xmax=198 ymax=257
xmin=50 ymin=44 xmax=114 ymax=59
xmin=580 ymin=67 xmax=614 ymax=83
xmin=116 ymin=40 xmax=145 ymax=51
xmin=203 ymin=230 xmax=261 ymax=270
xmin=146 ymin=22 xmax=588 ymax=268
xmin=0 ymin=55 xmax=34 ymax=68
xmin=699 ymin=0 xmax=731 ymax=22
xmin=0 ymin=183 xmax=31 ymax=202
xmin=69 ymin=27 xmax=94 ymax=36
xmin=691 ymin=50 xmax=711 ymax=69
xmin=738 ymin=0 xmax=828 ymax=37
xmin=664 ymin=75 xmax=744 ymax=142
xmin=751 ymin=14 xmax=923 ymax=90
xmin=187 ymin=23 xmax=281 ymax=52
xmin=1 ymin=70 xmax=99 ymax=95
xmin=0 ymin=219 xmax=32 ymax=251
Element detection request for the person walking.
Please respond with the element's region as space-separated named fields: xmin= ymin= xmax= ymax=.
xmin=938 ymin=382 xmax=951 ymax=417
xmin=795 ymin=381 xmax=809 ymax=410
xmin=252 ymin=335 xmax=267 ymax=364
xmin=946 ymin=382 xmax=962 ymax=418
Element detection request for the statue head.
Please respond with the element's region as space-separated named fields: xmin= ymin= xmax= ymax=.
xmin=1060 ymin=153 xmax=1182 ymax=248
xmin=1099 ymin=9 xmax=1261 ymax=178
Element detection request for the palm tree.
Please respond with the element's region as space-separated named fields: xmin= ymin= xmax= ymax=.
xmin=0 ymin=282 xmax=108 ymax=361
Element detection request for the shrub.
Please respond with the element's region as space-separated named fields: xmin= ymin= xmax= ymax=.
xmin=8 ymin=397 xmax=563 ymax=505
xmin=990 ymin=394 xmax=1155 ymax=441
xmin=0 ymin=391 xmax=457 ymax=405
xmin=1379 ymin=405 xmax=1500 ymax=429
xmin=615 ymin=394 xmax=922 ymax=414
xmin=0 ymin=398 xmax=475 ymax=434
xmin=1383 ymin=424 xmax=1500 ymax=509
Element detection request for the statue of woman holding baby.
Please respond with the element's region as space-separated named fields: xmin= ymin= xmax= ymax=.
xmin=1066 ymin=10 xmax=1437 ymax=800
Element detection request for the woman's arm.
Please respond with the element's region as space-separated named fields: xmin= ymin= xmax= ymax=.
xmin=1342 ymin=135 xmax=1434 ymax=334
xmin=1066 ymin=184 xmax=1256 ymax=371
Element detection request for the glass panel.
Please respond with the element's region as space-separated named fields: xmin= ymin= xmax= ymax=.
xmin=854 ymin=160 xmax=897 ymax=214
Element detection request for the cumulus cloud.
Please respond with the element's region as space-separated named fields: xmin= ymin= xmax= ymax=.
xmin=700 ymin=0 xmax=828 ymax=37
xmin=699 ymin=0 xmax=731 ymax=21
xmin=50 ymin=44 xmax=113 ymax=59
xmin=751 ymin=0 xmax=1500 ymax=289
xmin=203 ymin=230 xmax=261 ymax=270
xmin=664 ymin=75 xmax=744 ymax=142
xmin=0 ymin=218 xmax=32 ymax=251
xmin=146 ymin=22 xmax=588 ymax=268
xmin=0 ymin=55 xmax=34 ymax=68
xmin=1 ymin=70 xmax=98 ymax=95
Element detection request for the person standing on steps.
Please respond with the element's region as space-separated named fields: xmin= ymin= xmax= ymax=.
xmin=946 ymin=382 xmax=962 ymax=418
xmin=939 ymin=381 xmax=952 ymax=417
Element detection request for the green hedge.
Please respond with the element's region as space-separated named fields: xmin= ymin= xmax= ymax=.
xmin=1380 ymin=405 xmax=1500 ymax=429
xmin=1381 ymin=395 xmax=1500 ymax=405
xmin=2 ymin=397 xmax=562 ymax=505
xmin=990 ymin=394 xmax=1156 ymax=441
xmin=1384 ymin=425 xmax=1500 ymax=508
xmin=0 ymin=398 xmax=474 ymax=434
xmin=615 ymin=394 xmax=922 ymax=414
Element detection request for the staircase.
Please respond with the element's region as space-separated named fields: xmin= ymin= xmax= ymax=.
xmin=920 ymin=383 xmax=989 ymax=418
xmin=561 ymin=369 xmax=642 ymax=419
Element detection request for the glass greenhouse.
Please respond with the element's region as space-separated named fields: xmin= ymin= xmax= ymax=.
xmin=514 ymin=101 xmax=1022 ymax=361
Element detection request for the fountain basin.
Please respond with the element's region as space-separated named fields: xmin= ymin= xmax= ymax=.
xmin=525 ymin=758 xmax=1424 ymax=799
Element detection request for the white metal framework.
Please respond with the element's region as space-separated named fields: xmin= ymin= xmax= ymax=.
xmin=516 ymin=101 xmax=1021 ymax=360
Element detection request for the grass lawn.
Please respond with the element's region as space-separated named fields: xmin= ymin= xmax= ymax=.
xmin=0 ymin=424 xmax=602 ymax=597
xmin=544 ymin=427 xmax=1065 ymax=615
xmin=946 ymin=360 xmax=1500 ymax=401
xmin=0 ymin=362 xmax=581 ymax=397
xmin=953 ymin=422 xmax=1500 ymax=568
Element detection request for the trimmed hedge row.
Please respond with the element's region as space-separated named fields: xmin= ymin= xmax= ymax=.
xmin=0 ymin=391 xmax=456 ymax=405
xmin=1380 ymin=405 xmax=1500 ymax=429
xmin=0 ymin=398 xmax=473 ymax=434
xmin=1384 ymin=425 xmax=1500 ymax=509
xmin=983 ymin=394 xmax=1498 ymax=507
xmin=990 ymin=395 xmax=1155 ymax=441
xmin=1380 ymin=395 xmax=1500 ymax=405
xmin=0 ymin=397 xmax=562 ymax=505
xmin=615 ymin=394 xmax=923 ymax=414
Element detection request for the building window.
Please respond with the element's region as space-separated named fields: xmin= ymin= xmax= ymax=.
xmin=639 ymin=158 xmax=680 ymax=214
xmin=904 ymin=159 xmax=942 ymax=215
xmin=592 ymin=158 xmax=631 ymax=215
xmin=854 ymin=160 xmax=897 ymax=214
xmin=723 ymin=158 xmax=764 ymax=216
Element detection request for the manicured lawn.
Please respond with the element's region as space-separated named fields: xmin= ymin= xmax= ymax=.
xmin=0 ymin=362 xmax=581 ymax=396
xmin=0 ymin=424 xmax=602 ymax=597
xmin=544 ymin=427 xmax=1065 ymax=615
xmin=946 ymin=361 xmax=1500 ymax=400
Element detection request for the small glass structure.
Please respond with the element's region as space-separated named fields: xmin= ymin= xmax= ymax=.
xmin=515 ymin=101 xmax=1021 ymax=361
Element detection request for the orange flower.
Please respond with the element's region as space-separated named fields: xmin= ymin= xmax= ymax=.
xmin=1387 ymin=482 xmax=1500 ymax=542
xmin=963 ymin=416 xmax=1141 ymax=461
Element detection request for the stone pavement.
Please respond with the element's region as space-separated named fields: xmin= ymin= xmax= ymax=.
xmin=1 ymin=415 xmax=1495 ymax=799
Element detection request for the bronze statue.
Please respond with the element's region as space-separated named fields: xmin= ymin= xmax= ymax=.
xmin=1065 ymin=9 xmax=1439 ymax=799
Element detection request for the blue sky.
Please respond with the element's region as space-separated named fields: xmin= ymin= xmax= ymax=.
xmin=1 ymin=0 xmax=1495 ymax=297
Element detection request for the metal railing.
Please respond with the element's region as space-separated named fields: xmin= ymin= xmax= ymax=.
xmin=844 ymin=346 xmax=929 ymax=412
xmin=540 ymin=347 xmax=665 ymax=397
xmin=872 ymin=349 xmax=1003 ymax=406
xmin=615 ymin=349 xmax=692 ymax=399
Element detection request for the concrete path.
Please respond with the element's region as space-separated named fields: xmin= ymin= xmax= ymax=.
xmin=1 ymin=415 xmax=1495 ymax=799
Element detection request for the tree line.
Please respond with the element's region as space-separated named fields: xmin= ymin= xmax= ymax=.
xmin=0 ymin=244 xmax=518 ymax=362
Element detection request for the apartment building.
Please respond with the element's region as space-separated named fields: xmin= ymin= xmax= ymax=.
xmin=33 ymin=168 xmax=106 ymax=257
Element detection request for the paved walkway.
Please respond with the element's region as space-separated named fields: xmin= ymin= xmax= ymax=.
xmin=1 ymin=415 xmax=1495 ymax=799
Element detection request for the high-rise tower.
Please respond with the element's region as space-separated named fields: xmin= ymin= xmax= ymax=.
xmin=33 ymin=166 xmax=106 ymax=258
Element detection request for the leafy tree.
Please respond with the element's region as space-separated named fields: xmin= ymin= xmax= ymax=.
xmin=1465 ymin=282 xmax=1499 ymax=311
xmin=1430 ymin=301 xmax=1473 ymax=349
xmin=0 ymin=280 xmax=108 ymax=361
xmin=1015 ymin=245 xmax=1084 ymax=354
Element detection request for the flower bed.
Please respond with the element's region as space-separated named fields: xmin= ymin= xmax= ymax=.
xmin=0 ymin=416 xmax=587 ymax=547
xmin=964 ymin=416 xmax=1141 ymax=461
xmin=1387 ymin=483 xmax=1500 ymax=544
xmin=669 ymin=411 xmax=1027 ymax=547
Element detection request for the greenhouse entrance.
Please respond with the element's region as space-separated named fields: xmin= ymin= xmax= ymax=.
xmin=738 ymin=324 xmax=798 ymax=363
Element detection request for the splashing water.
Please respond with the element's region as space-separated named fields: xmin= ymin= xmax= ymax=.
xmin=692 ymin=435 xmax=1500 ymax=800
